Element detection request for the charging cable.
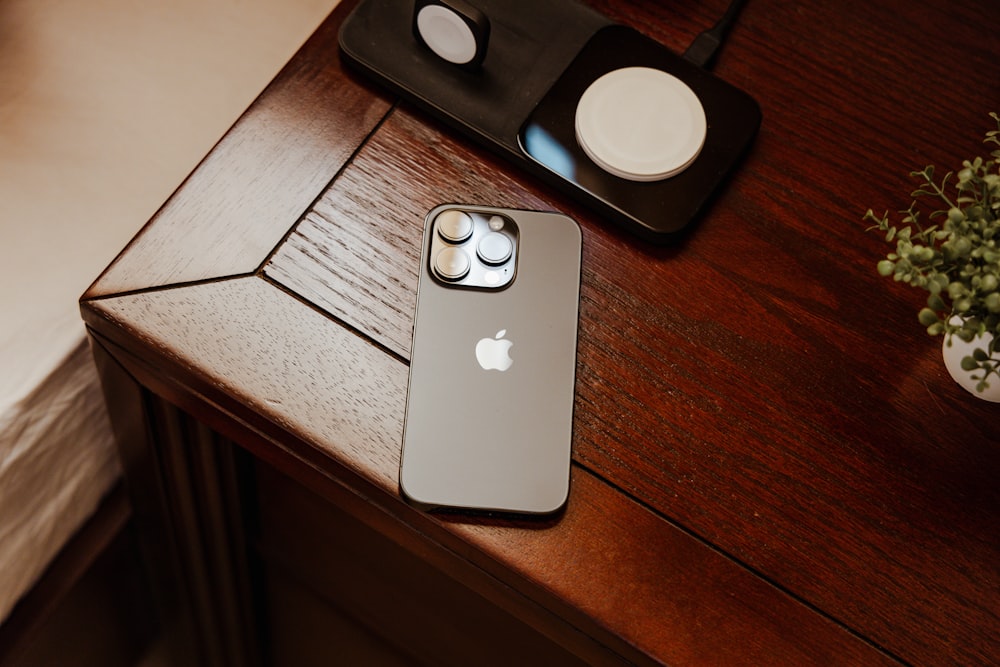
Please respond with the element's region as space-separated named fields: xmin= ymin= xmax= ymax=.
xmin=682 ymin=0 xmax=748 ymax=69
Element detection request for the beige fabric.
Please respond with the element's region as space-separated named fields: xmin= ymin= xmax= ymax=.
xmin=0 ymin=0 xmax=339 ymax=624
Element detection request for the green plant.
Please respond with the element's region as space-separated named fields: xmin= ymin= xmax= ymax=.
xmin=865 ymin=112 xmax=1000 ymax=393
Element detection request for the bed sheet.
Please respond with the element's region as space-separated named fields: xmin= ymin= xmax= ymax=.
xmin=0 ymin=0 xmax=339 ymax=625
xmin=0 ymin=334 xmax=119 ymax=624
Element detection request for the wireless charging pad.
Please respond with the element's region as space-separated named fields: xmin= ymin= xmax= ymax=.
xmin=575 ymin=67 xmax=707 ymax=182
xmin=340 ymin=0 xmax=761 ymax=242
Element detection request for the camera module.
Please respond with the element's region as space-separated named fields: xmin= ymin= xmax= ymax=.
xmin=428 ymin=207 xmax=518 ymax=289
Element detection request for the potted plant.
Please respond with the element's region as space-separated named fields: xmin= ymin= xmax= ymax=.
xmin=865 ymin=113 xmax=1000 ymax=401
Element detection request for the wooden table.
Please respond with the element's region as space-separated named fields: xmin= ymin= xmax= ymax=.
xmin=81 ymin=0 xmax=1000 ymax=664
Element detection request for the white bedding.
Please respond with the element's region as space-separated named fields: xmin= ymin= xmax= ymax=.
xmin=0 ymin=339 xmax=121 ymax=623
xmin=0 ymin=0 xmax=338 ymax=625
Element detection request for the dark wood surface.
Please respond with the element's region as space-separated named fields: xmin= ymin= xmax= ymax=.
xmin=82 ymin=0 xmax=1000 ymax=665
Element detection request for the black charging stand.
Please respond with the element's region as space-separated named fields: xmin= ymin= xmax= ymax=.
xmin=339 ymin=0 xmax=761 ymax=243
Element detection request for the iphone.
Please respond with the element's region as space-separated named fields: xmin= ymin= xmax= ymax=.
xmin=400 ymin=204 xmax=582 ymax=514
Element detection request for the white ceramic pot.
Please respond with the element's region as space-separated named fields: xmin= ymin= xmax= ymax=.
xmin=941 ymin=327 xmax=1000 ymax=402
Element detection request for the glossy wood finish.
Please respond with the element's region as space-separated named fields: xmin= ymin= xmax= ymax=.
xmin=82 ymin=0 xmax=1000 ymax=665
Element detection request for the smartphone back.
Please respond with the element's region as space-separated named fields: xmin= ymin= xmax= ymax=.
xmin=401 ymin=205 xmax=582 ymax=514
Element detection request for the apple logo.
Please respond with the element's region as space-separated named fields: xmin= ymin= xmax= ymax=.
xmin=475 ymin=329 xmax=513 ymax=371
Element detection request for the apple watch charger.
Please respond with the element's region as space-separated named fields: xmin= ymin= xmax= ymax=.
xmin=412 ymin=0 xmax=490 ymax=69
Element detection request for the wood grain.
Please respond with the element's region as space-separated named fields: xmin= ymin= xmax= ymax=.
xmin=84 ymin=276 xmax=894 ymax=665
xmin=265 ymin=107 xmax=552 ymax=359
xmin=268 ymin=106 xmax=999 ymax=664
xmin=263 ymin=0 xmax=1000 ymax=663
xmin=81 ymin=0 xmax=1000 ymax=664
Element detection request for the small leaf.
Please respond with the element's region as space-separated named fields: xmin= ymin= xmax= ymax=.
xmin=985 ymin=293 xmax=1000 ymax=313
xmin=927 ymin=293 xmax=946 ymax=310
xmin=918 ymin=308 xmax=939 ymax=326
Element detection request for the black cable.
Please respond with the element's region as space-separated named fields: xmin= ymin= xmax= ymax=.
xmin=682 ymin=0 xmax=749 ymax=69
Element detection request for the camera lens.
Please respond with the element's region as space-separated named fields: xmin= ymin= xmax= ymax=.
xmin=434 ymin=246 xmax=470 ymax=280
xmin=435 ymin=209 xmax=473 ymax=243
xmin=477 ymin=232 xmax=512 ymax=265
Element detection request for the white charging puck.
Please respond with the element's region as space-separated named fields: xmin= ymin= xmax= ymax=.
xmin=575 ymin=67 xmax=707 ymax=182
xmin=416 ymin=5 xmax=479 ymax=66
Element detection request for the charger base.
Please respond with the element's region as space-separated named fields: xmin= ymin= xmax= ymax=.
xmin=339 ymin=0 xmax=761 ymax=241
